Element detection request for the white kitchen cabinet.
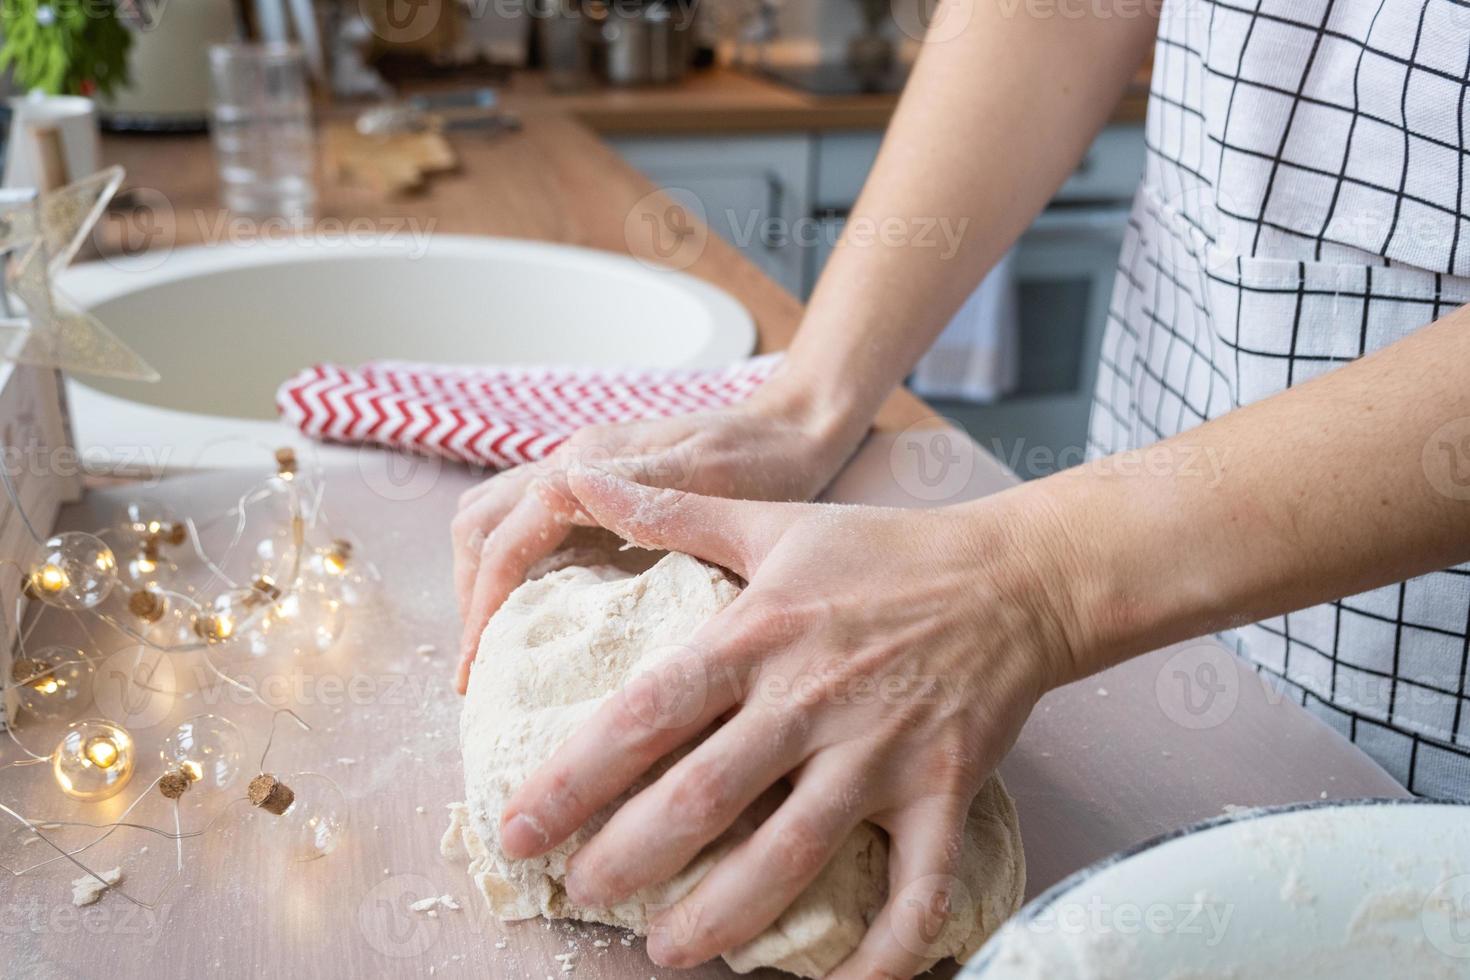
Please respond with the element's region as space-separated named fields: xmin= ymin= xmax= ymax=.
xmin=608 ymin=135 xmax=813 ymax=295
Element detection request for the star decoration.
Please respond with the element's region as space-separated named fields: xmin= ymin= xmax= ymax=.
xmin=0 ymin=166 xmax=159 ymax=381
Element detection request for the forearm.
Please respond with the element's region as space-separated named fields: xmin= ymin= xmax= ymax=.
xmin=1013 ymin=304 xmax=1470 ymax=683
xmin=768 ymin=0 xmax=1158 ymax=434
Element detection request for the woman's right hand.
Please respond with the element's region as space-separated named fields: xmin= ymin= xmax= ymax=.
xmin=451 ymin=380 xmax=868 ymax=693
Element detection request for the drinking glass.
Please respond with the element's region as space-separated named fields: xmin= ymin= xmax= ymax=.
xmin=208 ymin=43 xmax=316 ymax=220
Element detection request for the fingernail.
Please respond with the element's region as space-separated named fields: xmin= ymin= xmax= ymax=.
xmin=501 ymin=812 xmax=548 ymax=857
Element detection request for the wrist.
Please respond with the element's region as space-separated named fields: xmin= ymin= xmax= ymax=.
xmin=960 ymin=479 xmax=1104 ymax=693
xmin=742 ymin=365 xmax=873 ymax=465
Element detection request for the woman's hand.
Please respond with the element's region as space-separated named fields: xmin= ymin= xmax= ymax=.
xmin=451 ymin=383 xmax=867 ymax=693
xmin=498 ymin=467 xmax=1081 ymax=978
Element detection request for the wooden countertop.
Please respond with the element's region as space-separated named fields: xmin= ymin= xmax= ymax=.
xmin=98 ymin=78 xmax=939 ymax=433
xmin=518 ymin=64 xmax=1150 ymax=135
xmin=95 ymin=64 xmax=1148 ymax=437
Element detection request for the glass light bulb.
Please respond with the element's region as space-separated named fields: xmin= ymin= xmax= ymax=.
xmin=53 ymin=719 xmax=134 ymax=801
xmin=160 ymin=715 xmax=244 ymax=793
xmin=255 ymin=771 xmax=348 ymax=862
xmin=126 ymin=589 xmax=202 ymax=650
xmin=118 ymin=545 xmax=180 ymax=593
xmin=28 ymin=533 xmax=117 ymax=610
xmin=192 ymin=588 xmax=271 ymax=647
xmin=302 ymin=537 xmax=375 ymax=607
xmin=257 ymin=583 xmax=345 ymax=657
xmin=120 ymin=501 xmax=179 ymax=544
xmin=10 ymin=646 xmax=93 ymax=722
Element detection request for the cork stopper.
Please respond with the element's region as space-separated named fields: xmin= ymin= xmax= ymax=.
xmin=248 ymin=773 xmax=295 ymax=815
xmin=128 ymin=589 xmax=165 ymax=623
xmin=249 ymin=576 xmax=281 ymax=604
xmin=159 ymin=768 xmax=193 ymax=800
xmin=275 ymin=447 xmax=297 ymax=477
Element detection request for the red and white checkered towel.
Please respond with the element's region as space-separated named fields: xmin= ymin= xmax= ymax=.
xmin=276 ymin=355 xmax=783 ymax=469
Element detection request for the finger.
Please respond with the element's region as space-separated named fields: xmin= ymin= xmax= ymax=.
xmin=450 ymin=468 xmax=534 ymax=612
xmin=566 ymin=465 xmax=793 ymax=579
xmin=501 ymin=644 xmax=744 ymax=859
xmin=565 ymin=704 xmax=808 ymax=907
xmin=456 ymin=491 xmax=571 ymax=694
xmin=827 ymin=797 xmax=972 ymax=980
xmin=644 ymin=754 xmax=868 ymax=969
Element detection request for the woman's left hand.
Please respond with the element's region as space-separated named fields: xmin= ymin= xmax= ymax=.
xmin=498 ymin=466 xmax=1083 ymax=978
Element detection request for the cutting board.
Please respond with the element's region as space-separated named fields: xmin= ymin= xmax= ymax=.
xmin=323 ymin=121 xmax=458 ymax=197
xmin=4 ymin=432 xmax=1403 ymax=978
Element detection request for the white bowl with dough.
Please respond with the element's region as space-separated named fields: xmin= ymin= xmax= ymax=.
xmin=966 ymin=799 xmax=1470 ymax=978
xmin=60 ymin=235 xmax=756 ymax=474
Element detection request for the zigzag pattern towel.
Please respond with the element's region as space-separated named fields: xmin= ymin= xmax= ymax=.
xmin=276 ymin=355 xmax=783 ymax=469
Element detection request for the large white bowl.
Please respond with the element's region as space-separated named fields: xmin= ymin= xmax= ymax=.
xmin=61 ymin=235 xmax=756 ymax=473
xmin=967 ymin=799 xmax=1470 ymax=979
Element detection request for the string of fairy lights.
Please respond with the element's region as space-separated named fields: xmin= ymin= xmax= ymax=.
xmin=0 ymin=448 xmax=378 ymax=906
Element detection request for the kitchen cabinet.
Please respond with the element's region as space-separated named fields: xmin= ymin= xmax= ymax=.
xmin=608 ymin=134 xmax=813 ymax=295
xmin=613 ymin=123 xmax=1146 ymax=477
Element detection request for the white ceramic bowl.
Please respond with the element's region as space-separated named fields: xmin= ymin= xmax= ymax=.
xmin=61 ymin=235 xmax=755 ymax=472
xmin=967 ymin=799 xmax=1470 ymax=979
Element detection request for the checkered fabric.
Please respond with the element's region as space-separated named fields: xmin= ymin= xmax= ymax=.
xmin=1088 ymin=0 xmax=1470 ymax=795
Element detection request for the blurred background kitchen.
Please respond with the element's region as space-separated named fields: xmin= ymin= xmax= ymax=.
xmin=0 ymin=0 xmax=1150 ymax=478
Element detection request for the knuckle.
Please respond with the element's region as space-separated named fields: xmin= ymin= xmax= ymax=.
xmin=666 ymin=759 xmax=730 ymax=831
xmin=740 ymin=596 xmax=805 ymax=647
xmin=570 ymin=853 xmax=622 ymax=900
xmin=770 ymin=815 xmax=831 ymax=878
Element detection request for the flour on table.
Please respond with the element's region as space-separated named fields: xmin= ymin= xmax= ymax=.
xmin=445 ymin=550 xmax=1025 ymax=977
xmin=71 ymin=867 xmax=121 ymax=906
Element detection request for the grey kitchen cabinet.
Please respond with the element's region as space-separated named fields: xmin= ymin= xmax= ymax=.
xmin=608 ymin=135 xmax=813 ymax=295
xmin=612 ymin=124 xmax=1147 ymax=478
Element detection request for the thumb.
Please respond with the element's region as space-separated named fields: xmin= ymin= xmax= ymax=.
xmin=565 ymin=465 xmax=788 ymax=579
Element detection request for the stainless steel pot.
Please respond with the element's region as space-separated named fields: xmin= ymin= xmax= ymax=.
xmin=582 ymin=0 xmax=697 ymax=86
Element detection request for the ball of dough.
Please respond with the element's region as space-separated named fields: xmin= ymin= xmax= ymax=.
xmin=447 ymin=551 xmax=1025 ymax=977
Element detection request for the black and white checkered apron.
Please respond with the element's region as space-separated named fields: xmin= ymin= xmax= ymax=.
xmin=1086 ymin=0 xmax=1470 ymax=795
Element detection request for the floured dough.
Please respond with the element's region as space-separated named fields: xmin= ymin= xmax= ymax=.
xmin=446 ymin=550 xmax=1025 ymax=977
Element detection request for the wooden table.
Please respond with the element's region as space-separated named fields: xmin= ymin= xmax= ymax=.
xmin=92 ymin=64 xmax=1151 ymax=437
xmin=3 ymin=433 xmax=1403 ymax=979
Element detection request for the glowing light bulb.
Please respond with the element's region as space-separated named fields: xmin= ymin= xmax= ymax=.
xmin=119 ymin=544 xmax=179 ymax=592
xmin=121 ymin=501 xmax=178 ymax=542
xmin=250 ymin=771 xmax=348 ymax=862
xmin=27 ymin=533 xmax=117 ymax=610
xmin=302 ymin=537 xmax=375 ymax=607
xmin=160 ymin=715 xmax=244 ymax=794
xmin=53 ymin=719 xmax=134 ymax=801
xmin=10 ymin=646 xmax=93 ymax=722
xmin=125 ymin=589 xmax=200 ymax=649
xmin=84 ymin=736 xmax=118 ymax=769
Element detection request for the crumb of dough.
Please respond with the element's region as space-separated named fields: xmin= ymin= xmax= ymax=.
xmin=71 ymin=868 xmax=122 ymax=906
